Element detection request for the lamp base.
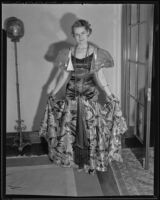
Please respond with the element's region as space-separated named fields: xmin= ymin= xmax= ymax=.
xmin=14 ymin=120 xmax=31 ymax=153
xmin=12 ymin=135 xmax=32 ymax=153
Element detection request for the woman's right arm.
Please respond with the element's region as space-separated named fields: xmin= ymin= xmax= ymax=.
xmin=51 ymin=69 xmax=70 ymax=96
xmin=49 ymin=48 xmax=71 ymax=96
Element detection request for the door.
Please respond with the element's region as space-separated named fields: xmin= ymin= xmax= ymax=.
xmin=122 ymin=4 xmax=154 ymax=169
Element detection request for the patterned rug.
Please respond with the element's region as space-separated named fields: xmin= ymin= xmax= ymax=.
xmin=110 ymin=147 xmax=154 ymax=195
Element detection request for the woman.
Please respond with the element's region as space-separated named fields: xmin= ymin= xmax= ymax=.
xmin=39 ymin=19 xmax=127 ymax=174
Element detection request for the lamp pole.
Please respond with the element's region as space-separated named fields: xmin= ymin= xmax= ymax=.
xmin=13 ymin=40 xmax=30 ymax=152
xmin=4 ymin=17 xmax=31 ymax=153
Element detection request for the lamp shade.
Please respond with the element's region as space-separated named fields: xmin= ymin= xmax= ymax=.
xmin=4 ymin=17 xmax=24 ymax=42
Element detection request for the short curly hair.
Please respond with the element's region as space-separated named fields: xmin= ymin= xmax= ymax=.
xmin=71 ymin=19 xmax=92 ymax=36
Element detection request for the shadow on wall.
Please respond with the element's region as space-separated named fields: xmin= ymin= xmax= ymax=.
xmin=31 ymin=13 xmax=78 ymax=131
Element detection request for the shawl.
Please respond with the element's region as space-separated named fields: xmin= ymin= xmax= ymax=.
xmin=54 ymin=46 xmax=114 ymax=73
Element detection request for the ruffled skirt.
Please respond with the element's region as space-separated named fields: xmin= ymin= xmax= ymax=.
xmin=39 ymin=94 xmax=127 ymax=174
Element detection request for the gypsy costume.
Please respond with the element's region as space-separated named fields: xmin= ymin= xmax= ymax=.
xmin=39 ymin=46 xmax=127 ymax=174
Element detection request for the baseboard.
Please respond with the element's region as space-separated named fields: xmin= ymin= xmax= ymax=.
xmin=6 ymin=131 xmax=41 ymax=144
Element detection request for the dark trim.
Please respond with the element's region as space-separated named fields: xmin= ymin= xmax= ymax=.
xmin=6 ymin=131 xmax=41 ymax=144
xmin=1 ymin=29 xmax=7 ymax=200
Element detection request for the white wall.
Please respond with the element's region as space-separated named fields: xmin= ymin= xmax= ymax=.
xmin=2 ymin=4 xmax=122 ymax=132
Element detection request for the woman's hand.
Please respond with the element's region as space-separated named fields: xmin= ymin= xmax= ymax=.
xmin=49 ymin=89 xmax=57 ymax=99
xmin=94 ymin=60 xmax=104 ymax=69
xmin=94 ymin=60 xmax=113 ymax=69
xmin=105 ymin=93 xmax=119 ymax=103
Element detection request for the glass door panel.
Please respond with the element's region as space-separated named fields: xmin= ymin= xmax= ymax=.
xmin=137 ymin=104 xmax=145 ymax=142
xmin=131 ymin=4 xmax=138 ymax=24
xmin=138 ymin=23 xmax=148 ymax=63
xmin=130 ymin=26 xmax=138 ymax=61
xmin=129 ymin=63 xmax=137 ymax=97
xmin=129 ymin=96 xmax=137 ymax=127
xmin=140 ymin=4 xmax=151 ymax=22
xmin=137 ymin=64 xmax=146 ymax=105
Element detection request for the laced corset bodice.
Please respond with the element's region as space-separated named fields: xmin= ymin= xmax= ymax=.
xmin=66 ymin=53 xmax=99 ymax=100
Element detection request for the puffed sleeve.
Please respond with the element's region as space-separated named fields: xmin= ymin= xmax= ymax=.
xmin=92 ymin=48 xmax=114 ymax=72
xmin=54 ymin=48 xmax=70 ymax=71
xmin=91 ymin=48 xmax=114 ymax=96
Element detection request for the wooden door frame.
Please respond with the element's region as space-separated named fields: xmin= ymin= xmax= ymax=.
xmin=121 ymin=4 xmax=154 ymax=170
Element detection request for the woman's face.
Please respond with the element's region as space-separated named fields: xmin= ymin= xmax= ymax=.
xmin=73 ymin=26 xmax=89 ymax=45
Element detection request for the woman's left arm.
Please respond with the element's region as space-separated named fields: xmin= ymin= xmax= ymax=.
xmin=95 ymin=68 xmax=112 ymax=97
xmin=93 ymin=48 xmax=116 ymax=98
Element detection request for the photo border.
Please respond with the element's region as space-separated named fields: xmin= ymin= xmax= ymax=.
xmin=1 ymin=1 xmax=159 ymax=200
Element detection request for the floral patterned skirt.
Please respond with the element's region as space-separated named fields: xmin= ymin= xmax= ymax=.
xmin=39 ymin=94 xmax=127 ymax=174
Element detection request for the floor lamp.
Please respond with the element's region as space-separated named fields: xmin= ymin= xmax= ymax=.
xmin=4 ymin=17 xmax=31 ymax=153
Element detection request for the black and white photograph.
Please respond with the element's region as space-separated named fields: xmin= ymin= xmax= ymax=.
xmin=1 ymin=2 xmax=159 ymax=199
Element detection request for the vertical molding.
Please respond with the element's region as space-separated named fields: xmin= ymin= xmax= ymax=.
xmin=121 ymin=5 xmax=127 ymax=115
xmin=112 ymin=5 xmax=117 ymax=96
xmin=113 ymin=5 xmax=122 ymax=100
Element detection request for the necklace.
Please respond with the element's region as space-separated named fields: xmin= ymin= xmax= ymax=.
xmin=74 ymin=44 xmax=89 ymax=59
xmin=74 ymin=43 xmax=89 ymax=98
xmin=76 ymin=47 xmax=88 ymax=50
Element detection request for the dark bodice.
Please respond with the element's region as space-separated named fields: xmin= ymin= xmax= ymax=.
xmin=66 ymin=54 xmax=99 ymax=100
